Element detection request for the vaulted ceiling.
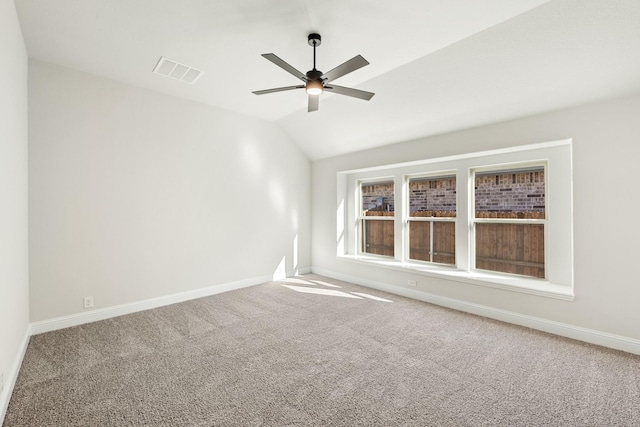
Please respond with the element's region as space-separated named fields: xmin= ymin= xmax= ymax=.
xmin=15 ymin=0 xmax=640 ymax=159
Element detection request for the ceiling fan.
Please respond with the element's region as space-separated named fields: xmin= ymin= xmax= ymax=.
xmin=252 ymin=33 xmax=375 ymax=112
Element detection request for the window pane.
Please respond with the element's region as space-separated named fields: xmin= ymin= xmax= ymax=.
xmin=361 ymin=181 xmax=394 ymax=256
xmin=408 ymin=221 xmax=455 ymax=265
xmin=433 ymin=222 xmax=455 ymax=265
xmin=362 ymin=218 xmax=394 ymax=256
xmin=475 ymin=223 xmax=545 ymax=278
xmin=362 ymin=181 xmax=394 ymax=214
xmin=408 ymin=221 xmax=430 ymax=261
xmin=475 ymin=167 xmax=545 ymax=218
xmin=409 ymin=176 xmax=456 ymax=217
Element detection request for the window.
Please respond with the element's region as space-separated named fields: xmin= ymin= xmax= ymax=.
xmin=359 ymin=180 xmax=394 ymax=257
xmin=338 ymin=139 xmax=573 ymax=299
xmin=407 ymin=175 xmax=456 ymax=265
xmin=473 ymin=165 xmax=546 ymax=279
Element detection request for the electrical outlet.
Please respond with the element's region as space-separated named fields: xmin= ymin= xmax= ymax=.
xmin=408 ymin=280 xmax=417 ymax=287
xmin=83 ymin=296 xmax=94 ymax=309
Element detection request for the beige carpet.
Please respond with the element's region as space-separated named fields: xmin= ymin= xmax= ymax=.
xmin=4 ymin=274 xmax=640 ymax=426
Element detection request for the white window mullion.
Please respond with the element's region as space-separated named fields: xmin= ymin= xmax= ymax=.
xmin=456 ymin=168 xmax=471 ymax=271
xmin=403 ymin=175 xmax=410 ymax=263
xmin=394 ymin=176 xmax=404 ymax=262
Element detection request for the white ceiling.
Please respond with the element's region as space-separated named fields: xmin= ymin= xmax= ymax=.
xmin=15 ymin=0 xmax=640 ymax=160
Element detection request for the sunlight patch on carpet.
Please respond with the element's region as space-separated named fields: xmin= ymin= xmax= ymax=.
xmin=281 ymin=278 xmax=317 ymax=285
xmin=350 ymin=292 xmax=393 ymax=302
xmin=308 ymin=280 xmax=342 ymax=288
xmin=281 ymin=285 xmax=362 ymax=299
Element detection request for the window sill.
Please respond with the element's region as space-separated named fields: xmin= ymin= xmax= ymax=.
xmin=337 ymin=254 xmax=574 ymax=301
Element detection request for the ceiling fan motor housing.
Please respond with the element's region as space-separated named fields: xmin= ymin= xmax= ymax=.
xmin=307 ymin=33 xmax=321 ymax=46
xmin=306 ymin=69 xmax=323 ymax=80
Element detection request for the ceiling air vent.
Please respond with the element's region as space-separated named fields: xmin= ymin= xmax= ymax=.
xmin=153 ymin=56 xmax=203 ymax=84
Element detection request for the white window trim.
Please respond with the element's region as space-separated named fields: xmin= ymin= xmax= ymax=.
xmin=336 ymin=139 xmax=574 ymax=300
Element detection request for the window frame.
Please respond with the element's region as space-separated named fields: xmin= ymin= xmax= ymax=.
xmin=405 ymin=171 xmax=457 ymax=267
xmin=470 ymin=162 xmax=548 ymax=280
xmin=357 ymin=177 xmax=396 ymax=259
xmin=337 ymin=139 xmax=573 ymax=300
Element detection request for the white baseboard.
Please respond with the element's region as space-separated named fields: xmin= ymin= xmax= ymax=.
xmin=31 ymin=273 xmax=284 ymax=335
xmin=31 ymin=268 xmax=312 ymax=335
xmin=0 ymin=324 xmax=30 ymax=424
xmin=311 ymin=266 xmax=640 ymax=356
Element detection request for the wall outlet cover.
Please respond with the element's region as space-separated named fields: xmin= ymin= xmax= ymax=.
xmin=83 ymin=296 xmax=94 ymax=309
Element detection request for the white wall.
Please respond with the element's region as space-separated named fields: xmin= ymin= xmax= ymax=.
xmin=28 ymin=60 xmax=310 ymax=322
xmin=0 ymin=0 xmax=29 ymax=419
xmin=312 ymin=94 xmax=640 ymax=342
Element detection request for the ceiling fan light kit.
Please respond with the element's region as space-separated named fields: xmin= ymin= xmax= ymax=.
xmin=305 ymin=79 xmax=323 ymax=95
xmin=253 ymin=33 xmax=374 ymax=112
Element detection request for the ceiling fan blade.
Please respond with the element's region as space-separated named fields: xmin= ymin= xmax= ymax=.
xmin=308 ymin=95 xmax=319 ymax=112
xmin=324 ymin=84 xmax=375 ymax=101
xmin=252 ymin=85 xmax=304 ymax=95
xmin=322 ymin=55 xmax=369 ymax=82
xmin=262 ymin=53 xmax=307 ymax=81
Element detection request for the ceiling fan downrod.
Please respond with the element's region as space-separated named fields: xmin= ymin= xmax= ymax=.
xmin=308 ymin=33 xmax=322 ymax=71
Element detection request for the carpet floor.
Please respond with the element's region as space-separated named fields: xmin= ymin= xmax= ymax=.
xmin=4 ymin=274 xmax=640 ymax=426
